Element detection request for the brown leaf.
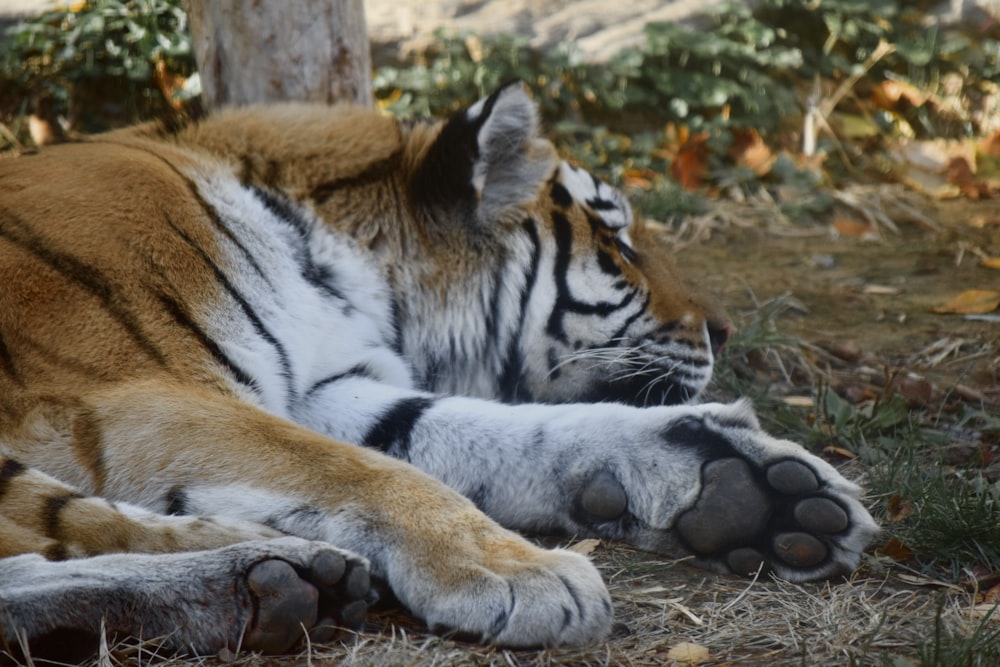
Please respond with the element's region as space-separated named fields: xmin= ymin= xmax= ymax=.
xmin=153 ymin=60 xmax=189 ymax=111
xmin=981 ymin=257 xmax=1000 ymax=270
xmin=872 ymin=79 xmax=930 ymax=110
xmin=822 ymin=445 xmax=857 ymax=459
xmin=932 ymin=289 xmax=1000 ymax=315
xmin=623 ymin=168 xmax=654 ymax=190
xmin=887 ymin=494 xmax=915 ymax=522
xmin=670 ymin=132 xmax=710 ymax=190
xmin=729 ymin=129 xmax=776 ymax=176
xmin=945 ymin=157 xmax=993 ymax=199
xmin=895 ymin=374 xmax=934 ymax=408
xmin=832 ymin=217 xmax=877 ymax=238
xmin=877 ymin=536 xmax=914 ymax=561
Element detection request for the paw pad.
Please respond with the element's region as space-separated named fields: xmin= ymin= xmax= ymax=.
xmin=579 ymin=470 xmax=628 ymax=520
xmin=794 ymin=497 xmax=848 ymax=533
xmin=677 ymin=457 xmax=852 ymax=577
xmin=766 ymin=460 xmax=819 ymax=494
xmin=676 ymin=459 xmax=768 ymax=554
xmin=245 ymin=549 xmax=370 ymax=654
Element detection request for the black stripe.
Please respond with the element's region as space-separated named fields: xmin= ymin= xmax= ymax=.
xmin=310 ymin=149 xmax=402 ymax=204
xmin=71 ymin=411 xmax=107 ymax=495
xmin=156 ymin=292 xmax=260 ymax=393
xmin=0 ymin=212 xmax=168 ymax=367
xmin=549 ymin=177 xmax=573 ymax=208
xmin=0 ymin=330 xmax=19 ymax=382
xmin=306 ymin=363 xmax=373 ymax=398
xmin=483 ymin=264 xmax=506 ymax=343
xmin=586 ymin=197 xmax=618 ymax=211
xmin=43 ymin=543 xmax=69 ymax=561
xmin=362 ymin=397 xmax=434 ymax=457
xmin=388 ymin=296 xmax=403 ymax=354
xmin=162 ymin=214 xmax=296 ymax=402
xmin=43 ymin=493 xmax=83 ymax=541
xmin=165 ymin=485 xmax=189 ymax=515
xmin=546 ymin=211 xmax=574 ymax=342
xmin=596 ymin=248 xmax=621 ymax=276
xmin=610 ymin=292 xmax=652 ymax=342
xmin=248 ymin=186 xmax=353 ymax=306
xmin=0 ymin=458 xmax=26 ymax=500
xmin=546 ymin=212 xmax=639 ymax=343
xmin=498 ymin=218 xmax=541 ymax=403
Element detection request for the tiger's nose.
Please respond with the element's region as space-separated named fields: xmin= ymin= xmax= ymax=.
xmin=707 ymin=318 xmax=732 ymax=356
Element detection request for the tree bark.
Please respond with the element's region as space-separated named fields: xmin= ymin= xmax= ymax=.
xmin=186 ymin=0 xmax=373 ymax=110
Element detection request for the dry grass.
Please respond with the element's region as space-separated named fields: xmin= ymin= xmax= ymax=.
xmin=31 ymin=535 xmax=991 ymax=667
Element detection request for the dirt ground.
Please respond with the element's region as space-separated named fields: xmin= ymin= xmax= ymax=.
xmin=676 ymin=194 xmax=1000 ymax=403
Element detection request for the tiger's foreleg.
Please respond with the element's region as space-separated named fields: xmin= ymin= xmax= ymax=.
xmin=303 ymin=378 xmax=879 ymax=583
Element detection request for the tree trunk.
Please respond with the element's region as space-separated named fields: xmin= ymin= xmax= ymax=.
xmin=186 ymin=0 xmax=372 ymax=110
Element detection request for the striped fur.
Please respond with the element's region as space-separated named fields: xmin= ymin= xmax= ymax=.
xmin=0 ymin=84 xmax=877 ymax=656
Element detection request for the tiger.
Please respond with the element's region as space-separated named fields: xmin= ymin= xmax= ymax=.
xmin=0 ymin=82 xmax=879 ymax=660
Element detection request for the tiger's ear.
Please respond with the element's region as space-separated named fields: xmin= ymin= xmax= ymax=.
xmin=411 ymin=82 xmax=556 ymax=225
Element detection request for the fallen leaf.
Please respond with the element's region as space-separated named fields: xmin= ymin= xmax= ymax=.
xmin=667 ymin=642 xmax=711 ymax=665
xmin=623 ymin=168 xmax=654 ymax=190
xmin=980 ymin=257 xmax=1000 ymax=270
xmin=872 ymin=79 xmax=931 ymax=109
xmin=566 ymin=539 xmax=601 ymax=556
xmin=980 ymin=130 xmax=1000 ymax=158
xmin=781 ymin=396 xmax=815 ymax=408
xmin=895 ymin=374 xmax=934 ymax=408
xmin=818 ymin=340 xmax=862 ymax=363
xmin=969 ymin=214 xmax=1000 ymax=228
xmin=822 ymin=445 xmax=857 ymax=459
xmin=670 ymin=132 xmax=710 ymax=190
xmin=896 ymin=573 xmax=964 ymax=591
xmin=833 ymin=217 xmax=877 ymax=238
xmin=945 ymin=157 xmax=994 ymax=199
xmin=887 ymin=494 xmax=915 ymax=522
xmin=878 ymin=537 xmax=914 ymax=561
xmin=888 ymin=139 xmax=979 ymax=199
xmin=729 ymin=129 xmax=776 ymax=176
xmin=932 ymin=290 xmax=1000 ymax=315
xmin=863 ymin=284 xmax=901 ymax=295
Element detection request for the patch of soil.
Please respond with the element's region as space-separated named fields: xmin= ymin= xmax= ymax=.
xmin=675 ymin=197 xmax=1000 ymax=403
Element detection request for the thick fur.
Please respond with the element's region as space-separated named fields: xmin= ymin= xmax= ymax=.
xmin=0 ymin=84 xmax=878 ymax=656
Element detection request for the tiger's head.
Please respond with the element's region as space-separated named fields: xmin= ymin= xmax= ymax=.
xmin=393 ymin=83 xmax=731 ymax=407
xmin=202 ymin=83 xmax=730 ymax=408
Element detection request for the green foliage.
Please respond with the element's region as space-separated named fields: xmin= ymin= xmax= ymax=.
xmin=0 ymin=0 xmax=196 ymax=129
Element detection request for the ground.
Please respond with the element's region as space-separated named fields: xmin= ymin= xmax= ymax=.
xmin=679 ymin=195 xmax=999 ymax=402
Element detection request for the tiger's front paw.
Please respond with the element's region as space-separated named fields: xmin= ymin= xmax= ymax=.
xmin=572 ymin=402 xmax=879 ymax=582
xmin=667 ymin=406 xmax=879 ymax=581
xmin=386 ymin=508 xmax=612 ymax=646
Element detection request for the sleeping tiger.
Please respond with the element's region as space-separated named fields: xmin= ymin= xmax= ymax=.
xmin=0 ymin=83 xmax=878 ymax=659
